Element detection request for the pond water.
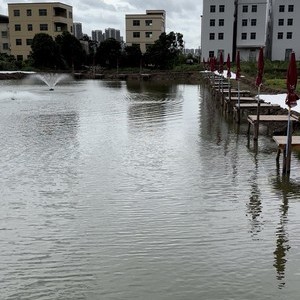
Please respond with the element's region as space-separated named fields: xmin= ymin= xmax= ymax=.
xmin=1 ymin=77 xmax=300 ymax=299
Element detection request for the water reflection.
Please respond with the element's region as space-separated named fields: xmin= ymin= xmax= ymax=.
xmin=272 ymin=176 xmax=291 ymax=289
xmin=246 ymin=155 xmax=263 ymax=237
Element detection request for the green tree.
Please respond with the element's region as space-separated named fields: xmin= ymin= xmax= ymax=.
xmin=30 ymin=33 xmax=60 ymax=69
xmin=55 ymin=31 xmax=86 ymax=69
xmin=122 ymin=45 xmax=142 ymax=68
xmin=144 ymin=31 xmax=184 ymax=69
xmin=95 ymin=38 xmax=121 ymax=68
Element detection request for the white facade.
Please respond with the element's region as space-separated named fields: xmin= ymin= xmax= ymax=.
xmin=201 ymin=1 xmax=235 ymax=61
xmin=271 ymin=1 xmax=300 ymax=61
xmin=236 ymin=0 xmax=269 ymax=61
xmin=201 ymin=0 xmax=299 ymax=62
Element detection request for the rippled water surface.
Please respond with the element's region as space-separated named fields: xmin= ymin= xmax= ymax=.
xmin=1 ymin=78 xmax=300 ymax=299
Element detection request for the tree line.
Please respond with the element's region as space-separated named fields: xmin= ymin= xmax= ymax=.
xmin=0 ymin=31 xmax=186 ymax=71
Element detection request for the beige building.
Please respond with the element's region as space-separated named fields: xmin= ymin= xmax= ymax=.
xmin=0 ymin=14 xmax=10 ymax=55
xmin=125 ymin=10 xmax=166 ymax=53
xmin=8 ymin=2 xmax=73 ymax=60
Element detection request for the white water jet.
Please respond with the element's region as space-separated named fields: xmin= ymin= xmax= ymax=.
xmin=30 ymin=73 xmax=71 ymax=90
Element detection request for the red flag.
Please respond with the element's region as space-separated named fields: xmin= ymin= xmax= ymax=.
xmin=286 ymin=51 xmax=299 ymax=108
xmin=255 ymin=48 xmax=264 ymax=87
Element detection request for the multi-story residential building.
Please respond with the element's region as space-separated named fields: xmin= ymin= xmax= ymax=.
xmin=201 ymin=1 xmax=235 ymax=61
xmin=8 ymin=2 xmax=73 ymax=60
xmin=0 ymin=14 xmax=10 ymax=55
xmin=92 ymin=30 xmax=103 ymax=43
xmin=73 ymin=22 xmax=83 ymax=39
xmin=270 ymin=1 xmax=300 ymax=61
xmin=236 ymin=0 xmax=270 ymax=61
xmin=105 ymin=28 xmax=121 ymax=42
xmin=125 ymin=10 xmax=166 ymax=53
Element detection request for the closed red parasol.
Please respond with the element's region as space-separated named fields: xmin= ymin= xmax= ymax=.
xmin=255 ymin=48 xmax=264 ymax=87
xmin=219 ymin=52 xmax=224 ymax=74
xmin=236 ymin=51 xmax=241 ymax=80
xmin=286 ymin=51 xmax=299 ymax=108
xmin=226 ymin=54 xmax=231 ymax=78
xmin=210 ymin=56 xmax=215 ymax=72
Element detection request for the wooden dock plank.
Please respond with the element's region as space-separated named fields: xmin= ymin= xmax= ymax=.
xmin=273 ymin=136 xmax=300 ymax=150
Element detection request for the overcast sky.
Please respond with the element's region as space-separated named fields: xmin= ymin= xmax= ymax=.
xmin=0 ymin=0 xmax=202 ymax=49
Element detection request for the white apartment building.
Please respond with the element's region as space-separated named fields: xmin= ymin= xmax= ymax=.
xmin=201 ymin=0 xmax=299 ymax=62
xmin=236 ymin=0 xmax=270 ymax=61
xmin=271 ymin=1 xmax=300 ymax=61
xmin=201 ymin=1 xmax=235 ymax=61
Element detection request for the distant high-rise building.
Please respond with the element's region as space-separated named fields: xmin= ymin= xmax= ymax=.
xmin=73 ymin=22 xmax=83 ymax=39
xmin=92 ymin=30 xmax=103 ymax=43
xmin=105 ymin=28 xmax=121 ymax=42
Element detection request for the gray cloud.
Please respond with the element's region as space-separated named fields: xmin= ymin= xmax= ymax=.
xmin=0 ymin=0 xmax=202 ymax=48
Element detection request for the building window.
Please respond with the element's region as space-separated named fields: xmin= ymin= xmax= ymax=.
xmin=242 ymin=6 xmax=248 ymax=13
xmin=210 ymin=19 xmax=215 ymax=26
xmin=1 ymin=31 xmax=8 ymax=38
xmin=241 ymin=33 xmax=247 ymax=40
xmin=28 ymin=24 xmax=33 ymax=31
xmin=3 ymin=43 xmax=9 ymax=50
xmin=278 ymin=19 xmax=284 ymax=26
xmin=287 ymin=19 xmax=293 ymax=26
xmin=218 ymin=33 xmax=224 ymax=40
xmin=252 ymin=5 xmax=257 ymax=12
xmin=209 ymin=51 xmax=214 ymax=58
xmin=288 ymin=5 xmax=294 ymax=12
xmin=16 ymin=39 xmax=22 ymax=45
xmin=26 ymin=39 xmax=33 ymax=46
xmin=145 ymin=32 xmax=152 ymax=38
xmin=219 ymin=5 xmax=225 ymax=12
xmin=277 ymin=32 xmax=283 ymax=39
xmin=209 ymin=33 xmax=215 ymax=40
xmin=242 ymin=19 xmax=247 ymax=26
xmin=15 ymin=24 xmax=21 ymax=31
xmin=279 ymin=5 xmax=285 ymax=12
xmin=133 ymin=20 xmax=140 ymax=26
xmin=40 ymin=24 xmax=48 ymax=31
xmin=13 ymin=9 xmax=20 ymax=16
xmin=69 ymin=11 xmax=73 ymax=18
xmin=145 ymin=20 xmax=152 ymax=26
xmin=251 ymin=19 xmax=256 ymax=26
xmin=16 ymin=55 xmax=23 ymax=61
xmin=133 ymin=32 xmax=140 ymax=38
xmin=210 ymin=5 xmax=216 ymax=13
xmin=27 ymin=9 xmax=32 ymax=16
xmin=250 ymin=32 xmax=256 ymax=39
xmin=287 ymin=32 xmax=293 ymax=39
xmin=219 ymin=19 xmax=224 ymax=26
xmin=39 ymin=9 xmax=47 ymax=16
xmin=285 ymin=49 xmax=293 ymax=61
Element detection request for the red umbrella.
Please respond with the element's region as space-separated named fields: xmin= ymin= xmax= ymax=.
xmin=226 ymin=54 xmax=231 ymax=78
xmin=285 ymin=51 xmax=299 ymax=108
xmin=255 ymin=48 xmax=264 ymax=87
xmin=236 ymin=51 xmax=241 ymax=80
xmin=219 ymin=52 xmax=224 ymax=74
xmin=210 ymin=56 xmax=215 ymax=72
